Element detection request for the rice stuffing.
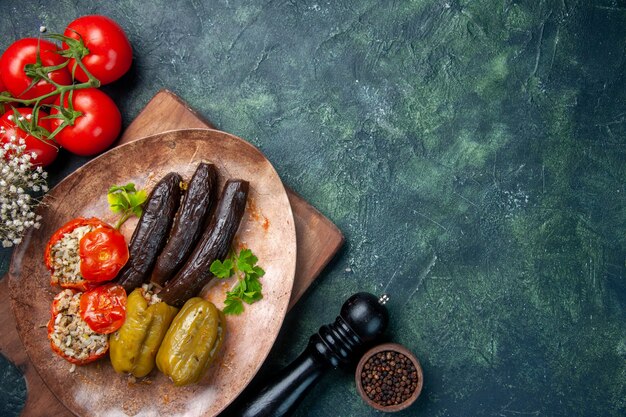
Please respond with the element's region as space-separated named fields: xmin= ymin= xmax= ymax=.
xmin=140 ymin=283 xmax=162 ymax=305
xmin=48 ymin=289 xmax=109 ymax=363
xmin=49 ymin=225 xmax=93 ymax=287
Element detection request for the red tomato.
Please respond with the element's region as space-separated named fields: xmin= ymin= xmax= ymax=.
xmin=0 ymin=38 xmax=71 ymax=103
xmin=63 ymin=15 xmax=133 ymax=85
xmin=50 ymin=88 xmax=121 ymax=156
xmin=0 ymin=107 xmax=58 ymax=167
xmin=79 ymin=226 xmax=129 ymax=282
xmin=80 ymin=284 xmax=127 ymax=334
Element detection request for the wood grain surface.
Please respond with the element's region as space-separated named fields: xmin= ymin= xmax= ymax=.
xmin=0 ymin=89 xmax=344 ymax=416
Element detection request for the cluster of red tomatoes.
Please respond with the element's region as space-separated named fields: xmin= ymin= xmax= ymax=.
xmin=0 ymin=15 xmax=132 ymax=166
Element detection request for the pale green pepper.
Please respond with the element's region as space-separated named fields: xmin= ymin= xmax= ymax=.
xmin=156 ymin=297 xmax=226 ymax=386
xmin=109 ymin=288 xmax=178 ymax=378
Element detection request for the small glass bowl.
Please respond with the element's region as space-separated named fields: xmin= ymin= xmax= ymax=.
xmin=355 ymin=343 xmax=423 ymax=412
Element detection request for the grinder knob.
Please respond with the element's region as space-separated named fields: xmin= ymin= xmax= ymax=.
xmin=342 ymin=292 xmax=389 ymax=342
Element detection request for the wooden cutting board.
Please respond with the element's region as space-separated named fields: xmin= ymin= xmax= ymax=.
xmin=0 ymin=89 xmax=344 ymax=417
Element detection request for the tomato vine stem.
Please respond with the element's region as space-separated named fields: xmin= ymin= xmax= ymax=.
xmin=0 ymin=33 xmax=102 ymax=142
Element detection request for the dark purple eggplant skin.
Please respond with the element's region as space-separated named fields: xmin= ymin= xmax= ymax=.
xmin=116 ymin=172 xmax=182 ymax=293
xmin=159 ymin=179 xmax=249 ymax=307
xmin=150 ymin=162 xmax=219 ymax=287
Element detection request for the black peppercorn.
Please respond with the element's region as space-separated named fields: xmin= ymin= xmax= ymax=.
xmin=356 ymin=343 xmax=423 ymax=412
xmin=359 ymin=350 xmax=419 ymax=407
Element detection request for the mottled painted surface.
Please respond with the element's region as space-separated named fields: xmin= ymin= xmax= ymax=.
xmin=1 ymin=0 xmax=625 ymax=416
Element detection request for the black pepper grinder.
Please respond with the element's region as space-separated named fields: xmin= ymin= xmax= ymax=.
xmin=226 ymin=292 xmax=389 ymax=417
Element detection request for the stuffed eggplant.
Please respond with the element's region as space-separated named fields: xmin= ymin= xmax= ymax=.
xmin=158 ymin=179 xmax=248 ymax=307
xmin=116 ymin=172 xmax=182 ymax=292
xmin=150 ymin=162 xmax=218 ymax=287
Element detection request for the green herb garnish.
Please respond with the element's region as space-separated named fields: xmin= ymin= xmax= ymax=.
xmin=210 ymin=248 xmax=265 ymax=315
xmin=107 ymin=183 xmax=147 ymax=229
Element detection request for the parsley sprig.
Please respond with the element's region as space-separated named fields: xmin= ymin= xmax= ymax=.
xmin=210 ymin=248 xmax=265 ymax=315
xmin=107 ymin=183 xmax=147 ymax=229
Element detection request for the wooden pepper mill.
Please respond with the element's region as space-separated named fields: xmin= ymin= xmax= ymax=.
xmin=225 ymin=292 xmax=389 ymax=417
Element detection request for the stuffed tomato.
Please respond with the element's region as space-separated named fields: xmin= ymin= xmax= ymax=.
xmin=45 ymin=217 xmax=129 ymax=291
xmin=47 ymin=289 xmax=110 ymax=365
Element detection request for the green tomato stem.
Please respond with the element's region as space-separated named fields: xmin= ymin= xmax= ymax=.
xmin=0 ymin=33 xmax=103 ymax=144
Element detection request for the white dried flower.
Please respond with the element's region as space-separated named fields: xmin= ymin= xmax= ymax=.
xmin=0 ymin=137 xmax=49 ymax=247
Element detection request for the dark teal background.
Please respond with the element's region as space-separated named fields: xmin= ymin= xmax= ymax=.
xmin=1 ymin=1 xmax=625 ymax=416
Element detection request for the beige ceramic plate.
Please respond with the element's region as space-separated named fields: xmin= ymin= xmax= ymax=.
xmin=8 ymin=128 xmax=297 ymax=417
